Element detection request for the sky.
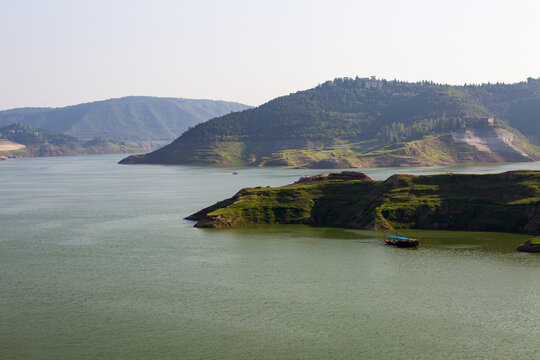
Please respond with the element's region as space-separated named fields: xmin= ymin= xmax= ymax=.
xmin=1 ymin=0 xmax=539 ymax=110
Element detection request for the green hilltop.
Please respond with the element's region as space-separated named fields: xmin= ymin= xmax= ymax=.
xmin=0 ymin=96 xmax=251 ymax=143
xmin=120 ymin=77 xmax=540 ymax=168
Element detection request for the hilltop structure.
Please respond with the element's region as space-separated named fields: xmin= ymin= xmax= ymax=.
xmin=360 ymin=76 xmax=383 ymax=88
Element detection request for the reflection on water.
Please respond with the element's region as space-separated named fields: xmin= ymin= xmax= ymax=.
xmin=1 ymin=155 xmax=539 ymax=360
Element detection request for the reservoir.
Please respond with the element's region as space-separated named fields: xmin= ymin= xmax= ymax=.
xmin=1 ymin=155 xmax=539 ymax=359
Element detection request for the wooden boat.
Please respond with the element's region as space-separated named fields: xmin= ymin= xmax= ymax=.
xmin=515 ymin=237 xmax=540 ymax=253
xmin=384 ymin=235 xmax=419 ymax=248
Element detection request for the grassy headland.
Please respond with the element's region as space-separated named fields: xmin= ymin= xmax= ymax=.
xmin=187 ymin=171 xmax=540 ymax=234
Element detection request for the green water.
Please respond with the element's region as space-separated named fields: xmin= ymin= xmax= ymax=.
xmin=1 ymin=155 xmax=539 ymax=359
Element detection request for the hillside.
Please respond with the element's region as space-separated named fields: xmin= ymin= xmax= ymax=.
xmin=187 ymin=170 xmax=540 ymax=234
xmin=0 ymin=97 xmax=251 ymax=142
xmin=120 ymin=77 xmax=540 ymax=168
xmin=0 ymin=123 xmax=144 ymax=158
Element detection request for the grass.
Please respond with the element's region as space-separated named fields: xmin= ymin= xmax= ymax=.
xmin=139 ymin=126 xmax=540 ymax=168
xmin=207 ymin=185 xmax=319 ymax=225
xmin=251 ymin=136 xmax=460 ymax=168
xmin=196 ymin=171 xmax=540 ymax=234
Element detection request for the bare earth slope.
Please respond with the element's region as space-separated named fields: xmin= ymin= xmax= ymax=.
xmin=0 ymin=139 xmax=25 ymax=151
xmin=452 ymin=128 xmax=531 ymax=162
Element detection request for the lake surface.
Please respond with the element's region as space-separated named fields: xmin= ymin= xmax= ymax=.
xmin=1 ymin=155 xmax=539 ymax=359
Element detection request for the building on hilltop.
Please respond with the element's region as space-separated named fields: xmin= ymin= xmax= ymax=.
xmin=463 ymin=117 xmax=494 ymax=126
xmin=360 ymin=76 xmax=383 ymax=88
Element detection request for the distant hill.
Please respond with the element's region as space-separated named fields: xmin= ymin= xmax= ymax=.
xmin=0 ymin=123 xmax=144 ymax=158
xmin=120 ymin=77 xmax=540 ymax=168
xmin=0 ymin=97 xmax=251 ymax=142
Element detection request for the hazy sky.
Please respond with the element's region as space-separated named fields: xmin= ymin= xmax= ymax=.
xmin=1 ymin=0 xmax=539 ymax=110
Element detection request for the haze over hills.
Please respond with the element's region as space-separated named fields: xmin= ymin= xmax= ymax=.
xmin=120 ymin=77 xmax=540 ymax=168
xmin=0 ymin=97 xmax=252 ymax=143
xmin=0 ymin=123 xmax=144 ymax=158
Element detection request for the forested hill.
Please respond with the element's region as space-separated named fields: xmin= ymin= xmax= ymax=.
xmin=120 ymin=77 xmax=540 ymax=168
xmin=0 ymin=123 xmax=144 ymax=157
xmin=0 ymin=97 xmax=251 ymax=142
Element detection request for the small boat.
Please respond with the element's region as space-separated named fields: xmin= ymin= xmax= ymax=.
xmin=384 ymin=235 xmax=419 ymax=248
xmin=232 ymin=171 xmax=238 ymax=175
xmin=515 ymin=237 xmax=540 ymax=253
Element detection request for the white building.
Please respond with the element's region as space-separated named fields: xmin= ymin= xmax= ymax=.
xmin=360 ymin=76 xmax=383 ymax=88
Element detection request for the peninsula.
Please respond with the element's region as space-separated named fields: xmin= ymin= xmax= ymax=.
xmin=187 ymin=170 xmax=540 ymax=234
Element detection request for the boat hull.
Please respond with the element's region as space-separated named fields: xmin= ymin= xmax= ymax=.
xmin=384 ymin=239 xmax=419 ymax=248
